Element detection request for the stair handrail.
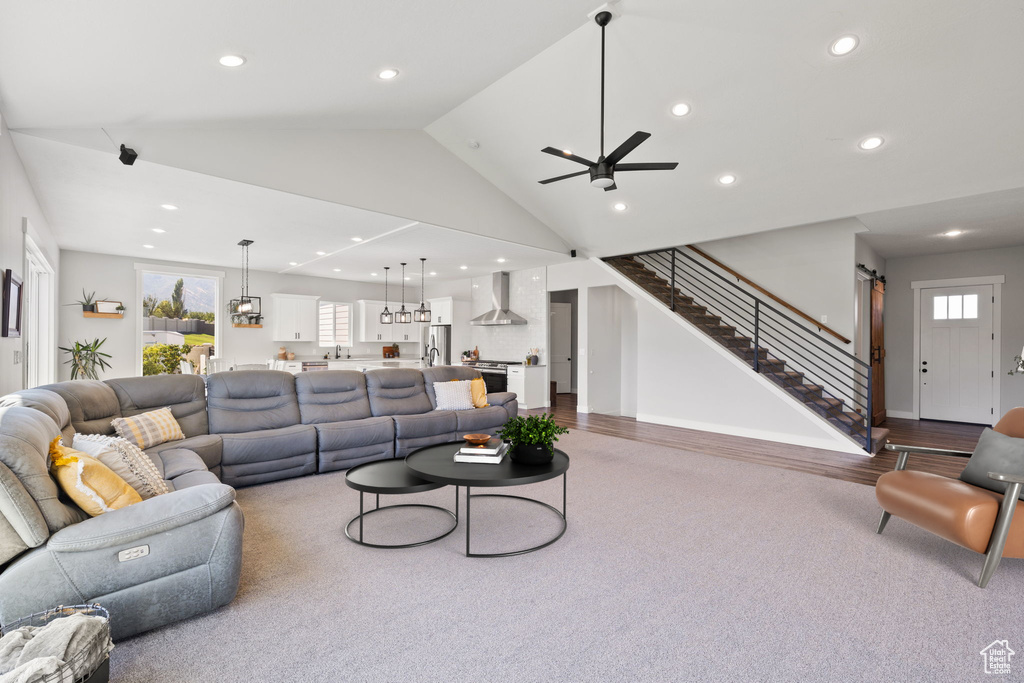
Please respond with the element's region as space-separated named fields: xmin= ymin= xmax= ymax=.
xmin=685 ymin=245 xmax=852 ymax=345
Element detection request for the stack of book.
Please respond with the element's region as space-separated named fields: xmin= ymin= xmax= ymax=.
xmin=454 ymin=438 xmax=509 ymax=464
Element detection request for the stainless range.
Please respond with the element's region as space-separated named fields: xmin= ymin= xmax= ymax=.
xmin=463 ymin=359 xmax=523 ymax=393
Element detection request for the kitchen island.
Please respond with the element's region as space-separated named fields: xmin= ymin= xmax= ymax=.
xmin=269 ymin=357 xmax=428 ymax=374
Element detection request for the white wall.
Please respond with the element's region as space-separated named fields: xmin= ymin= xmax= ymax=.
xmin=696 ymin=217 xmax=864 ymax=342
xmin=57 ymin=250 xmax=409 ymax=381
xmin=884 ymin=245 xmax=1024 ymax=417
xmin=586 ymin=286 xmax=638 ymax=417
xmin=464 ymin=267 xmax=548 ymax=363
xmin=0 ymin=115 xmax=60 ymax=394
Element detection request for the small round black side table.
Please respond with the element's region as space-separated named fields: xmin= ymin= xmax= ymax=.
xmin=344 ymin=459 xmax=458 ymax=549
xmin=406 ymin=443 xmax=569 ymax=558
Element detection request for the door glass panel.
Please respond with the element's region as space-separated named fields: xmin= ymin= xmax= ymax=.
xmin=963 ymin=294 xmax=979 ymax=319
xmin=933 ymin=296 xmax=947 ymax=320
xmin=948 ymin=295 xmax=963 ymax=320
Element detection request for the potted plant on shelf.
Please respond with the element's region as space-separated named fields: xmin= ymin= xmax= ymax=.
xmin=115 ymin=304 xmax=126 ymax=314
xmin=498 ymin=414 xmax=569 ymax=465
xmin=68 ymin=289 xmax=98 ymax=313
xmin=58 ymin=337 xmax=113 ymax=379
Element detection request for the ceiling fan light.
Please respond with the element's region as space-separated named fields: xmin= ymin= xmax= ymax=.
xmin=591 ymin=176 xmax=615 ymax=189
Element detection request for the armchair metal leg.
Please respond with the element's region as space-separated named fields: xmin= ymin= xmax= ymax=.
xmin=978 ymin=481 xmax=1023 ymax=588
xmin=876 ymin=510 xmax=891 ymax=534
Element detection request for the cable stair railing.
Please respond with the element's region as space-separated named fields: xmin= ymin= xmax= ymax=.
xmin=604 ymin=248 xmax=887 ymax=454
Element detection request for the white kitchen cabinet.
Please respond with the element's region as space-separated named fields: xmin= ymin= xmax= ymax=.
xmin=428 ymin=297 xmax=454 ymax=325
xmin=271 ymin=294 xmax=319 ymax=342
xmin=358 ymin=300 xmax=424 ymax=343
xmin=506 ymin=365 xmax=547 ymax=409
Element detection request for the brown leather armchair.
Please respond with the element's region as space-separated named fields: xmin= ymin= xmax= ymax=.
xmin=875 ymin=407 xmax=1024 ymax=587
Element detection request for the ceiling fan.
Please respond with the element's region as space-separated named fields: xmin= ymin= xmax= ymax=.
xmin=539 ymin=10 xmax=678 ymax=192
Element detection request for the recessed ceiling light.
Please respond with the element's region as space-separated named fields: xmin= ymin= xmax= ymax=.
xmin=429 ymin=271 xmax=437 ymax=276
xmin=460 ymin=265 xmax=468 ymax=270
xmin=289 ymin=261 xmax=298 ymax=266
xmin=943 ymin=229 xmax=964 ymax=237
xmin=829 ymin=35 xmax=859 ymax=56
xmin=351 ymin=237 xmax=363 ymax=242
xmin=378 ymin=68 xmax=399 ymax=80
xmin=333 ymin=268 xmax=342 ymax=272
xmin=160 ymin=204 xmax=178 ymax=211
xmin=142 ymin=244 xmax=154 ymax=249
xmin=859 ymin=136 xmax=884 ymax=151
xmin=371 ymin=272 xmax=378 ymax=276
xmin=404 ymin=276 xmax=411 ymax=280
xmin=497 ymin=258 xmax=507 ymax=263
xmin=219 ymin=55 xmax=246 ymax=68
xmin=670 ymin=103 xmax=691 ymax=117
xmin=718 ymin=174 xmax=737 ymax=185
xmin=316 ymin=251 xmax=326 ymax=256
xmin=562 ymin=149 xmax=572 ymax=156
xmin=151 ymin=228 xmax=165 ymax=233
xmin=613 ymin=202 xmax=628 ymax=211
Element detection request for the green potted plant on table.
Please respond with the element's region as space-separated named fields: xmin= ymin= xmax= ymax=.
xmin=498 ymin=414 xmax=569 ymax=465
xmin=58 ymin=337 xmax=113 ymax=379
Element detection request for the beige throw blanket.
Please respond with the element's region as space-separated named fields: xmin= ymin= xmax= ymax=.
xmin=0 ymin=613 xmax=112 ymax=683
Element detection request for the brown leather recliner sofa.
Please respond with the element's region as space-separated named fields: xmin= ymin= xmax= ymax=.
xmin=875 ymin=407 xmax=1024 ymax=587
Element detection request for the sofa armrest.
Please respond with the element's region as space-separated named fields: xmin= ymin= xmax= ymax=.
xmin=486 ymin=392 xmax=516 ymax=407
xmin=47 ymin=483 xmax=236 ymax=552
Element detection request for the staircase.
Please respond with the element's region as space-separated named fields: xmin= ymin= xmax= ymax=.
xmin=605 ymin=249 xmax=888 ymax=454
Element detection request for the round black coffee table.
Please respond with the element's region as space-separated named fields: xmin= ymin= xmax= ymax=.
xmin=405 ymin=443 xmax=569 ymax=558
xmin=344 ymin=459 xmax=458 ymax=549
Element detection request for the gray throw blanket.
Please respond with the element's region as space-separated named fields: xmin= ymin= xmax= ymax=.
xmin=0 ymin=613 xmax=112 ymax=683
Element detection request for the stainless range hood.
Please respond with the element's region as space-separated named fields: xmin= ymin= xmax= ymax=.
xmin=469 ymin=272 xmax=527 ymax=326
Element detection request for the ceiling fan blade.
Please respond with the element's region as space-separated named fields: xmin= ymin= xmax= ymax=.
xmin=603 ymin=182 xmax=618 ymax=192
xmin=604 ymin=131 xmax=651 ymax=166
xmin=538 ymin=170 xmax=590 ymax=185
xmin=541 ymin=147 xmax=596 ymax=167
xmin=615 ymin=162 xmax=679 ymax=171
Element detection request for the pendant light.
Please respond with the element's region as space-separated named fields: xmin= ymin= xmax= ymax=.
xmin=229 ymin=239 xmax=261 ymax=321
xmin=396 ymin=263 xmax=413 ymax=323
xmin=379 ymin=267 xmax=393 ymax=324
xmin=413 ymin=257 xmax=431 ymax=322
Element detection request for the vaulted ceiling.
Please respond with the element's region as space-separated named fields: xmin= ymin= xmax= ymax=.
xmin=2 ymin=0 xmax=1023 ymax=271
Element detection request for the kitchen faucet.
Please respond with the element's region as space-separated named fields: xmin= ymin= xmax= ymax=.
xmin=335 ymin=344 xmax=349 ymax=360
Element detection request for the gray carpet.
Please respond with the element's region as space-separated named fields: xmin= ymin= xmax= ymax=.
xmin=110 ymin=431 xmax=1023 ymax=682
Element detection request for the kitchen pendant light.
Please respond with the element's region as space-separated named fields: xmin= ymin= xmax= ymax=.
xmin=413 ymin=257 xmax=431 ymax=322
xmin=379 ymin=267 xmax=393 ymax=324
xmin=396 ymin=262 xmax=413 ymax=324
xmin=229 ymin=239 xmax=261 ymax=322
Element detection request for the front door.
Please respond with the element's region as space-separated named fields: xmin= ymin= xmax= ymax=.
xmin=870 ymin=280 xmax=885 ymax=426
xmin=920 ymin=285 xmax=994 ymax=423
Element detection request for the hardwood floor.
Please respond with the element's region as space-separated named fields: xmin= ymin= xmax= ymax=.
xmin=528 ymin=394 xmax=974 ymax=486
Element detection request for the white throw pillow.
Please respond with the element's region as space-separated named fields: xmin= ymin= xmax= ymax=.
xmin=433 ymin=380 xmax=475 ymax=411
xmin=72 ymin=434 xmax=170 ymax=499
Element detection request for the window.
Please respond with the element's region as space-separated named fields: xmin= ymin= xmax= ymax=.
xmin=933 ymin=294 xmax=979 ymax=321
xmin=319 ymin=302 xmax=352 ymax=347
xmin=140 ymin=271 xmax=219 ymax=375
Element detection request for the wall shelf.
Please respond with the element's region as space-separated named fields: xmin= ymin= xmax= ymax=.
xmin=232 ymin=323 xmax=263 ymax=328
xmin=83 ymin=312 xmax=123 ymax=319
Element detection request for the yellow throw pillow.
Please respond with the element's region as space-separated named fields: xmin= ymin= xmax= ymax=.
xmin=110 ymin=407 xmax=185 ymax=449
xmin=49 ymin=437 xmax=142 ymax=517
xmin=470 ymin=377 xmax=489 ymax=408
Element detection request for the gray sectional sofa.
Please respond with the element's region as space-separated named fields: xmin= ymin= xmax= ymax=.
xmin=0 ymin=366 xmax=515 ymax=640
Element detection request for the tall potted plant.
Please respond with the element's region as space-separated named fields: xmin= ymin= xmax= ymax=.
xmin=58 ymin=338 xmax=112 ymax=379
xmin=498 ymin=414 xmax=569 ymax=465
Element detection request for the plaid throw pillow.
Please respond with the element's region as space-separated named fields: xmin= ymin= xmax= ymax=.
xmin=111 ymin=407 xmax=185 ymax=449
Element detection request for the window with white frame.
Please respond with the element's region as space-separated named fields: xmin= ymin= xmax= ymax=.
xmin=319 ymin=302 xmax=352 ymax=347
xmin=933 ymin=294 xmax=978 ymax=321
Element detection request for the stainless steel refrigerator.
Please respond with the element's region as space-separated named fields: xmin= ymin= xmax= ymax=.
xmin=427 ymin=325 xmax=451 ymax=367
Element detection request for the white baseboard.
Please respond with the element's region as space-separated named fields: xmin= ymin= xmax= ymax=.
xmin=885 ymin=410 xmax=916 ymax=420
xmin=635 ymin=413 xmax=865 ymax=455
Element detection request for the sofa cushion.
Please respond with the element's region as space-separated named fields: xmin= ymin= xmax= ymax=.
xmin=959 ymin=428 xmax=1024 ymax=500
xmin=48 ymin=438 xmax=142 ymax=517
xmin=36 ymin=380 xmax=120 ymax=436
xmin=206 ymin=371 xmax=301 ymax=433
xmin=315 ymin=416 xmax=395 ymax=473
xmin=0 ymin=407 xmax=87 ymax=558
xmin=421 ymin=366 xmax=483 ymax=408
xmin=145 ymin=434 xmax=223 ymax=475
xmin=111 ymin=407 xmax=186 ymax=449
xmin=105 ymin=375 xmax=209 ymax=437
xmin=219 ymin=423 xmax=317 ymax=487
xmin=433 ymin=381 xmax=474 ymax=411
xmin=296 ymin=371 xmax=372 ymax=424
xmin=72 ymin=434 xmax=169 ymax=499
xmin=149 ymin=448 xmax=209 ymax=481
xmin=366 ymin=369 xmax=433 ymax=416
xmin=455 ymin=405 xmax=510 ymax=434
xmin=393 ymin=411 xmax=457 ymax=440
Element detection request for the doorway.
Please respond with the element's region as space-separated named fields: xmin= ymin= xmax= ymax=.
xmin=919 ymin=284 xmax=995 ymax=424
xmin=549 ymin=289 xmax=577 ymax=394
xmin=23 ymin=234 xmax=55 ymax=387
